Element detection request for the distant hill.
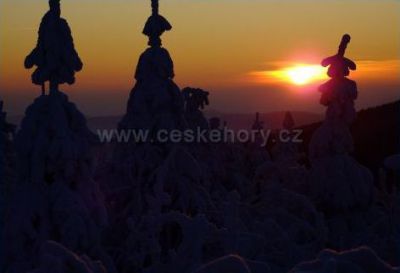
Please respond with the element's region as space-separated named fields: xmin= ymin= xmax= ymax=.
xmin=205 ymin=111 xmax=323 ymax=131
xmin=84 ymin=111 xmax=322 ymax=131
xmin=36 ymin=111 xmax=321 ymax=131
xmin=299 ymin=100 xmax=400 ymax=178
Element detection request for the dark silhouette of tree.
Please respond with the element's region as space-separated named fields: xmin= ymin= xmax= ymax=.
xmin=283 ymin=111 xmax=295 ymax=130
xmin=319 ymin=34 xmax=358 ymax=125
xmin=119 ymin=0 xmax=184 ymax=132
xmin=24 ymin=0 xmax=82 ymax=95
xmin=251 ymin=112 xmax=264 ymax=131
xmin=143 ymin=0 xmax=172 ymax=47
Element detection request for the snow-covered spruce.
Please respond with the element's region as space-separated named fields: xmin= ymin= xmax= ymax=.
xmin=2 ymin=92 xmax=113 ymax=273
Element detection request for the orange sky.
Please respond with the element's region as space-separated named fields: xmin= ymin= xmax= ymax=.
xmin=1 ymin=0 xmax=399 ymax=116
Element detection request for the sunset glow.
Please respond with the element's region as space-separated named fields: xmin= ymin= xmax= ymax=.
xmin=1 ymin=0 xmax=399 ymax=115
xmin=285 ymin=65 xmax=327 ymax=85
xmin=264 ymin=64 xmax=328 ymax=86
xmin=249 ymin=60 xmax=400 ymax=87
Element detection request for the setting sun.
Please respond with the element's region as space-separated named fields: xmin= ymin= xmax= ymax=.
xmin=272 ymin=64 xmax=328 ymax=86
xmin=249 ymin=63 xmax=329 ymax=86
xmin=285 ymin=65 xmax=327 ymax=85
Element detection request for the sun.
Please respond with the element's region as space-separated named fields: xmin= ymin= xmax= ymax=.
xmin=249 ymin=63 xmax=328 ymax=86
xmin=284 ymin=65 xmax=327 ymax=85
